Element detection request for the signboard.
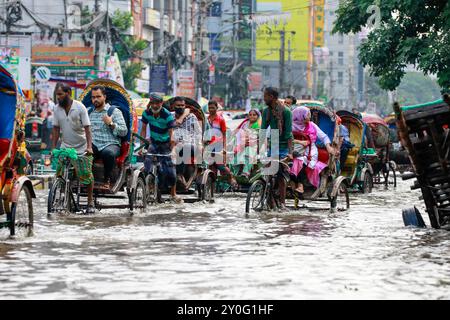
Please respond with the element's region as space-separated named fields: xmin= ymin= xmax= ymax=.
xmin=32 ymin=46 xmax=94 ymax=68
xmin=105 ymin=53 xmax=124 ymax=87
xmin=247 ymin=72 xmax=263 ymax=97
xmin=85 ymin=69 xmax=110 ymax=80
xmin=35 ymin=67 xmax=51 ymax=82
xmin=176 ymin=69 xmax=195 ymax=99
xmin=314 ymin=0 xmax=325 ymax=47
xmin=132 ymin=0 xmax=143 ymax=38
xmin=149 ymin=64 xmax=168 ymax=95
xmin=136 ymin=79 xmax=150 ymax=93
xmin=0 ymin=35 xmax=32 ymax=90
xmin=256 ymin=0 xmax=309 ymax=61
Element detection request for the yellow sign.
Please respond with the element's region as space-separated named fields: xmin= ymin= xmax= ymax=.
xmin=255 ymin=0 xmax=310 ymax=61
xmin=314 ymin=0 xmax=325 ymax=47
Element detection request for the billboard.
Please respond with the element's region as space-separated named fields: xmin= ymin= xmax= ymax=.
xmin=314 ymin=0 xmax=325 ymax=47
xmin=255 ymin=0 xmax=310 ymax=61
xmin=0 ymin=35 xmax=32 ymax=90
xmin=32 ymin=46 xmax=94 ymax=68
xmin=149 ymin=64 xmax=168 ymax=95
xmin=176 ymin=69 xmax=195 ymax=99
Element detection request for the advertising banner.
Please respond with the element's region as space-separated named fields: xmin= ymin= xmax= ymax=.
xmin=150 ymin=64 xmax=168 ymax=95
xmin=0 ymin=35 xmax=32 ymax=90
xmin=314 ymin=0 xmax=325 ymax=47
xmin=176 ymin=69 xmax=195 ymax=99
xmin=255 ymin=0 xmax=310 ymax=61
xmin=105 ymin=53 xmax=124 ymax=87
xmin=32 ymin=46 xmax=94 ymax=68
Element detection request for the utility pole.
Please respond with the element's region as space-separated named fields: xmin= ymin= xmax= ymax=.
xmin=173 ymin=0 xmax=178 ymax=96
xmin=159 ymin=0 xmax=165 ymax=56
xmin=195 ymin=0 xmax=203 ymax=101
xmin=287 ymin=37 xmax=292 ymax=95
xmin=94 ymin=0 xmax=100 ymax=70
xmin=279 ymin=28 xmax=285 ymax=95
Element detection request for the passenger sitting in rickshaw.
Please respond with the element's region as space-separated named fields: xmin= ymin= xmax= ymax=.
xmin=289 ymin=106 xmax=327 ymax=195
xmin=231 ymin=108 xmax=261 ymax=179
xmin=140 ymin=93 xmax=182 ymax=203
xmin=338 ymin=118 xmax=354 ymax=166
xmin=171 ymin=97 xmax=203 ymax=189
xmin=204 ymin=100 xmax=238 ymax=189
xmin=88 ymin=85 xmax=128 ymax=188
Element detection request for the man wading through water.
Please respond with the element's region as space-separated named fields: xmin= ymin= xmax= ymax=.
xmin=261 ymin=87 xmax=293 ymax=211
xmin=52 ymin=82 xmax=95 ymax=214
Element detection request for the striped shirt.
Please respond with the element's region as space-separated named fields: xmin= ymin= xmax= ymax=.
xmin=173 ymin=113 xmax=202 ymax=145
xmin=89 ymin=104 xmax=128 ymax=151
xmin=141 ymin=108 xmax=175 ymax=143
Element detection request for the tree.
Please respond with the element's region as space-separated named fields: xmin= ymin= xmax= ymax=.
xmin=366 ymin=72 xmax=441 ymax=115
xmin=110 ymin=10 xmax=149 ymax=90
xmin=333 ymin=0 xmax=450 ymax=91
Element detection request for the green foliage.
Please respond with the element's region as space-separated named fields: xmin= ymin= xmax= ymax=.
xmin=122 ymin=62 xmax=144 ymax=91
xmin=367 ymin=72 xmax=442 ymax=114
xmin=111 ymin=10 xmax=133 ymax=32
xmin=110 ymin=10 xmax=148 ymax=91
xmin=333 ymin=0 xmax=450 ymax=91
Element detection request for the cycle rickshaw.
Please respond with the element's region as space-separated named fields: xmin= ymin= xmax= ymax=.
xmin=245 ymin=104 xmax=349 ymax=213
xmin=384 ymin=112 xmax=412 ymax=173
xmin=0 ymin=65 xmax=36 ymax=237
xmin=336 ymin=110 xmax=374 ymax=193
xmin=134 ymin=96 xmax=215 ymax=204
xmin=362 ymin=113 xmax=397 ymax=188
xmin=47 ymin=79 xmax=147 ymax=215
xmin=395 ymin=96 xmax=450 ymax=229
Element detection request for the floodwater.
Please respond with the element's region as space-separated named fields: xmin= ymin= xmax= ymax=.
xmin=1 ymin=177 xmax=450 ymax=300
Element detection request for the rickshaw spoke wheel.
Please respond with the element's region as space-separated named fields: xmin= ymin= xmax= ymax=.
xmin=245 ymin=180 xmax=266 ymax=213
xmin=145 ymin=174 xmax=159 ymax=205
xmin=331 ymin=182 xmax=350 ymax=213
xmin=201 ymin=175 xmax=214 ymax=203
xmin=131 ymin=177 xmax=147 ymax=213
xmin=10 ymin=185 xmax=33 ymax=237
xmin=48 ymin=178 xmax=69 ymax=214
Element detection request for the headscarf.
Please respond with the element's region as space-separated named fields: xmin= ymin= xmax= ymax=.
xmin=292 ymin=106 xmax=317 ymax=143
xmin=248 ymin=109 xmax=261 ymax=129
xmin=292 ymin=106 xmax=311 ymax=132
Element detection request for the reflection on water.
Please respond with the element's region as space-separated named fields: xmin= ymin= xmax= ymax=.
xmin=1 ymin=178 xmax=450 ymax=299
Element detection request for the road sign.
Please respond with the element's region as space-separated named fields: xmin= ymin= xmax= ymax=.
xmin=35 ymin=67 xmax=51 ymax=82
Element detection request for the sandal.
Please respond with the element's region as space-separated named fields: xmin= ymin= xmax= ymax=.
xmin=85 ymin=205 xmax=96 ymax=215
xmin=170 ymin=196 xmax=184 ymax=204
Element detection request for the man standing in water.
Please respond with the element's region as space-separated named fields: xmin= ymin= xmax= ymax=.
xmin=52 ymin=83 xmax=95 ymax=214
xmin=261 ymin=87 xmax=293 ymax=210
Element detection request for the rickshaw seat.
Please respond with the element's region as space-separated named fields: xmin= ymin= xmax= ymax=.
xmin=318 ymin=148 xmax=329 ymax=164
xmin=93 ymin=142 xmax=130 ymax=167
xmin=116 ymin=142 xmax=130 ymax=167
xmin=345 ymin=147 xmax=359 ymax=166
xmin=0 ymin=138 xmax=10 ymax=165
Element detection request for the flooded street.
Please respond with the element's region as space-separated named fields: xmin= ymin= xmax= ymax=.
xmin=1 ymin=177 xmax=450 ymax=300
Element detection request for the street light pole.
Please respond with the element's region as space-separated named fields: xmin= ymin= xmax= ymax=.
xmin=279 ymin=28 xmax=285 ymax=94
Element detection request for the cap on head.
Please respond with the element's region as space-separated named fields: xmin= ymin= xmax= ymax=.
xmin=149 ymin=93 xmax=163 ymax=103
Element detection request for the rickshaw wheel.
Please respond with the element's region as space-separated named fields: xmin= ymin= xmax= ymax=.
xmin=331 ymin=181 xmax=350 ymax=213
xmin=10 ymin=185 xmax=33 ymax=237
xmin=245 ymin=179 xmax=266 ymax=214
xmin=383 ymin=163 xmax=397 ymax=188
xmin=145 ymin=173 xmax=160 ymax=205
xmin=130 ymin=177 xmax=147 ymax=213
xmin=48 ymin=177 xmax=74 ymax=214
xmin=362 ymin=172 xmax=373 ymax=194
xmin=200 ymin=175 xmax=214 ymax=203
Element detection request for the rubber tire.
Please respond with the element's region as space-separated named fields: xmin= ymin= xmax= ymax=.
xmin=10 ymin=185 xmax=33 ymax=237
xmin=331 ymin=181 xmax=350 ymax=212
xmin=245 ymin=179 xmax=266 ymax=214
xmin=145 ymin=174 xmax=160 ymax=205
xmin=130 ymin=176 xmax=147 ymax=213
xmin=402 ymin=207 xmax=426 ymax=228
xmin=201 ymin=175 xmax=214 ymax=202
xmin=362 ymin=172 xmax=373 ymax=194
xmin=48 ymin=177 xmax=73 ymax=214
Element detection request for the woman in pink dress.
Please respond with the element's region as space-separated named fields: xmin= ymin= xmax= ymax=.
xmin=290 ymin=106 xmax=327 ymax=195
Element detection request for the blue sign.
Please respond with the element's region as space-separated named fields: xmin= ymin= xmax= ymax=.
xmin=149 ymin=64 xmax=168 ymax=95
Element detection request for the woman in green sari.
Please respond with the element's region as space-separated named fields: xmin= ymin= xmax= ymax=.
xmin=231 ymin=109 xmax=261 ymax=178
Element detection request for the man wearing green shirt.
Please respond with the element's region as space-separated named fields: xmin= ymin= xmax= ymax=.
xmin=261 ymin=87 xmax=293 ymax=210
